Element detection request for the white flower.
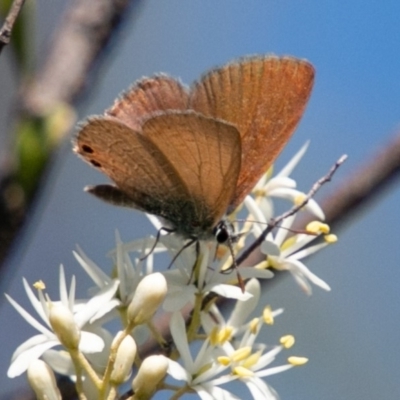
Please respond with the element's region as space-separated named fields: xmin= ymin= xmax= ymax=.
xmin=73 ymin=231 xmax=163 ymax=321
xmin=261 ymin=215 xmax=332 ymax=294
xmin=167 ymin=295 xmax=292 ymax=400
xmin=249 ymin=142 xmax=325 ymax=221
xmin=166 ymin=312 xmax=237 ymax=399
xmin=201 ymin=279 xmax=283 ymax=347
xmin=6 ymin=265 xmax=118 ymax=377
xmin=206 ymin=298 xmax=293 ymax=400
xmin=215 ymin=343 xmax=290 ymax=400
xmin=162 ymin=238 xmax=273 ymax=312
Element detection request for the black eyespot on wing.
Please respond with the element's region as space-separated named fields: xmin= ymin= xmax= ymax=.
xmin=82 ymin=144 xmax=94 ymax=154
xmin=90 ymin=160 xmax=102 ymax=168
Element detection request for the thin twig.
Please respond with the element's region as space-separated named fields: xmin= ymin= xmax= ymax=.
xmin=0 ymin=0 xmax=26 ymax=54
xmin=235 ymin=154 xmax=348 ymax=268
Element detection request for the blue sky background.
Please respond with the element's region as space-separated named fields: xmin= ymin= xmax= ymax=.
xmin=1 ymin=0 xmax=400 ymax=398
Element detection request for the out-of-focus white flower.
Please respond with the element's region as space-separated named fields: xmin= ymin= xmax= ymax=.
xmin=6 ymin=265 xmax=118 ymax=377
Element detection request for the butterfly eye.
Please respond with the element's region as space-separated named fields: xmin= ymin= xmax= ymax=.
xmin=213 ymin=221 xmax=230 ymax=244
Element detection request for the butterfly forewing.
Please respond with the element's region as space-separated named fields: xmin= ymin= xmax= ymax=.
xmin=74 ymin=112 xmax=241 ymax=238
xmin=189 ymin=56 xmax=315 ymax=210
xmin=141 ymin=111 xmax=242 ymax=236
xmin=106 ymin=76 xmax=189 ymax=131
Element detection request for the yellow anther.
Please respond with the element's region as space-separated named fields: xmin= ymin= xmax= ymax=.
xmin=249 ymin=318 xmax=260 ymax=334
xmin=263 ymin=306 xmax=274 ymax=325
xmin=231 ymin=347 xmax=252 ymax=362
xmin=242 ymin=351 xmax=261 ymax=369
xmin=217 ymin=356 xmax=231 ymax=366
xmin=324 ymin=234 xmax=338 ymax=243
xmin=233 ymin=366 xmax=254 ymax=377
xmin=33 ymin=280 xmax=46 ymax=290
xmin=210 ymin=327 xmax=219 ymax=346
xmin=280 ymin=335 xmax=295 ymax=349
xmin=217 ymin=326 xmax=233 ymax=344
xmin=306 ymin=221 xmax=330 ymax=234
xmin=288 ymin=356 xmax=308 ymax=366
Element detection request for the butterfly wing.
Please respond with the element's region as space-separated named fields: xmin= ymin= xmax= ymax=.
xmin=189 ymin=56 xmax=315 ymax=211
xmin=74 ymin=112 xmax=241 ymax=238
xmin=106 ymin=75 xmax=189 ymax=131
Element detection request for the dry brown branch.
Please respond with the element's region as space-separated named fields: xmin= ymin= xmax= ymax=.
xmin=0 ymin=0 xmax=26 ymax=54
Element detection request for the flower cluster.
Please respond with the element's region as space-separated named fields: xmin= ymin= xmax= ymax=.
xmin=6 ymin=144 xmax=336 ymax=399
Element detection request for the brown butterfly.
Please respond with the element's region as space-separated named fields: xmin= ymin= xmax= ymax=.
xmin=74 ymin=55 xmax=314 ymax=244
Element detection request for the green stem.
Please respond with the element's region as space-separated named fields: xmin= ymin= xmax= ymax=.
xmin=69 ymin=349 xmax=88 ymax=400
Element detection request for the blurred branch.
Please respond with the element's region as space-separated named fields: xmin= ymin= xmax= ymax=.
xmin=22 ymin=0 xmax=137 ymax=114
xmin=0 ymin=0 xmax=141 ymax=268
xmin=322 ymin=131 xmax=400 ymax=227
xmin=0 ymin=0 xmax=26 ymax=54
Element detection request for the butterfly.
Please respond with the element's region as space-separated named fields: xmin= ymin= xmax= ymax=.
xmin=74 ymin=55 xmax=314 ymax=245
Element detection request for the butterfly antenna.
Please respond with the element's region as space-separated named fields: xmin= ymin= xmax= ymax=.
xmin=233 ymin=218 xmax=320 ymax=236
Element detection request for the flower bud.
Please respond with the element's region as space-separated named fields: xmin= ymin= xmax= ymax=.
xmin=49 ymin=304 xmax=80 ymax=350
xmin=27 ymin=359 xmax=61 ymax=400
xmin=127 ymin=273 xmax=167 ymax=326
xmin=132 ymin=355 xmax=168 ymax=399
xmin=110 ymin=332 xmax=137 ymax=384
